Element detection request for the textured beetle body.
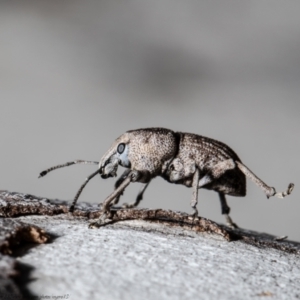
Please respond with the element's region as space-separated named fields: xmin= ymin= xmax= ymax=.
xmin=39 ymin=127 xmax=294 ymax=228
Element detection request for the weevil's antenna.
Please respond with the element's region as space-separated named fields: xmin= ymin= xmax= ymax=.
xmin=69 ymin=169 xmax=100 ymax=212
xmin=39 ymin=160 xmax=99 ymax=178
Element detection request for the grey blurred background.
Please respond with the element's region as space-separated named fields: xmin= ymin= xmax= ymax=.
xmin=1 ymin=0 xmax=299 ymax=241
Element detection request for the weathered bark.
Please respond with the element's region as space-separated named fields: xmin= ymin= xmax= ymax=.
xmin=0 ymin=190 xmax=299 ymax=300
xmin=0 ymin=190 xmax=299 ymax=253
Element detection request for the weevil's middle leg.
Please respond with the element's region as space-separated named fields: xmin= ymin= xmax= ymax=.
xmin=123 ymin=182 xmax=150 ymax=208
xmin=190 ymin=168 xmax=200 ymax=217
xmin=236 ymin=161 xmax=294 ymax=199
xmin=112 ymin=169 xmax=150 ymax=208
xmin=218 ymin=192 xmax=230 ymax=215
xmin=218 ymin=193 xmax=238 ymax=228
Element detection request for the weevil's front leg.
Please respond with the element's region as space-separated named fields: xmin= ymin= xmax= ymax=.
xmin=219 ymin=193 xmax=238 ymax=228
xmin=236 ymin=161 xmax=294 ymax=199
xmin=190 ymin=168 xmax=200 ymax=217
xmin=89 ymin=170 xmax=142 ymax=228
xmin=112 ymin=169 xmax=131 ymax=206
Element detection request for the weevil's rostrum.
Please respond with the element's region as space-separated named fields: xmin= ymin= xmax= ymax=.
xmin=39 ymin=127 xmax=294 ymax=228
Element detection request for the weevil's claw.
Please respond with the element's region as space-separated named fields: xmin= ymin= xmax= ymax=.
xmin=191 ymin=207 xmax=198 ymax=218
xmin=122 ymin=202 xmax=136 ymax=209
xmin=89 ymin=210 xmax=112 ymax=229
xmin=225 ymin=215 xmax=239 ymax=229
xmin=38 ymin=171 xmax=47 ymax=178
xmin=89 ymin=222 xmax=102 ymax=229
xmin=288 ymin=183 xmax=295 ymax=193
xmin=69 ymin=205 xmax=75 ymax=213
xmin=189 ymin=208 xmax=199 ymax=225
xmin=274 ymin=235 xmax=288 ymax=241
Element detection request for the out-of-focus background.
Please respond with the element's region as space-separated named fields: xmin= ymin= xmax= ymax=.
xmin=1 ymin=0 xmax=299 ymax=240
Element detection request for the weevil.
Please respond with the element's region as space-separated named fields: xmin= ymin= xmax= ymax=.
xmin=39 ymin=128 xmax=294 ymax=228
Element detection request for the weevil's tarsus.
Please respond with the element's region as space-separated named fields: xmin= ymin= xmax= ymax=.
xmin=236 ymin=161 xmax=294 ymax=199
xmin=274 ymin=235 xmax=288 ymax=241
xmin=89 ymin=213 xmax=111 ymax=229
xmin=69 ymin=169 xmax=100 ymax=212
xmin=225 ymin=214 xmax=238 ymax=229
xmin=218 ymin=192 xmax=238 ymax=228
xmin=274 ymin=183 xmax=294 ymax=198
xmin=39 ymin=160 xmax=99 ymax=178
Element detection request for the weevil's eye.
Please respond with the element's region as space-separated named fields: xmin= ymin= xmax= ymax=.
xmin=170 ymin=164 xmax=175 ymax=171
xmin=117 ymin=143 xmax=125 ymax=154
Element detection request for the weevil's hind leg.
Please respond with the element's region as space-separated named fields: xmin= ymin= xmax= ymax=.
xmin=274 ymin=183 xmax=294 ymax=198
xmin=218 ymin=193 xmax=238 ymax=229
xmin=218 ymin=192 xmax=230 ymax=215
xmin=112 ymin=169 xmax=131 ymax=206
xmin=190 ymin=168 xmax=200 ymax=218
xmin=236 ymin=161 xmax=294 ymax=199
xmin=39 ymin=160 xmax=99 ymax=178
xmin=195 ymin=159 xmax=238 ymax=227
xmin=123 ymin=182 xmax=150 ymax=208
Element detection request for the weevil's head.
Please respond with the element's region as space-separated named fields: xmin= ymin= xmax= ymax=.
xmin=99 ymin=128 xmax=178 ymax=179
xmin=99 ymin=133 xmax=131 ymax=179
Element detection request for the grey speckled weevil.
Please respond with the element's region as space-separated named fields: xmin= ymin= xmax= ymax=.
xmin=39 ymin=127 xmax=294 ymax=228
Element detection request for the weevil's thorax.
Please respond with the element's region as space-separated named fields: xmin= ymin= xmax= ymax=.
xmin=99 ymin=128 xmax=179 ymax=179
xmin=127 ymin=128 xmax=178 ymax=176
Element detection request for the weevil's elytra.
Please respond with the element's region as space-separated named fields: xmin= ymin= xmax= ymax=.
xmin=39 ymin=127 xmax=294 ymax=228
